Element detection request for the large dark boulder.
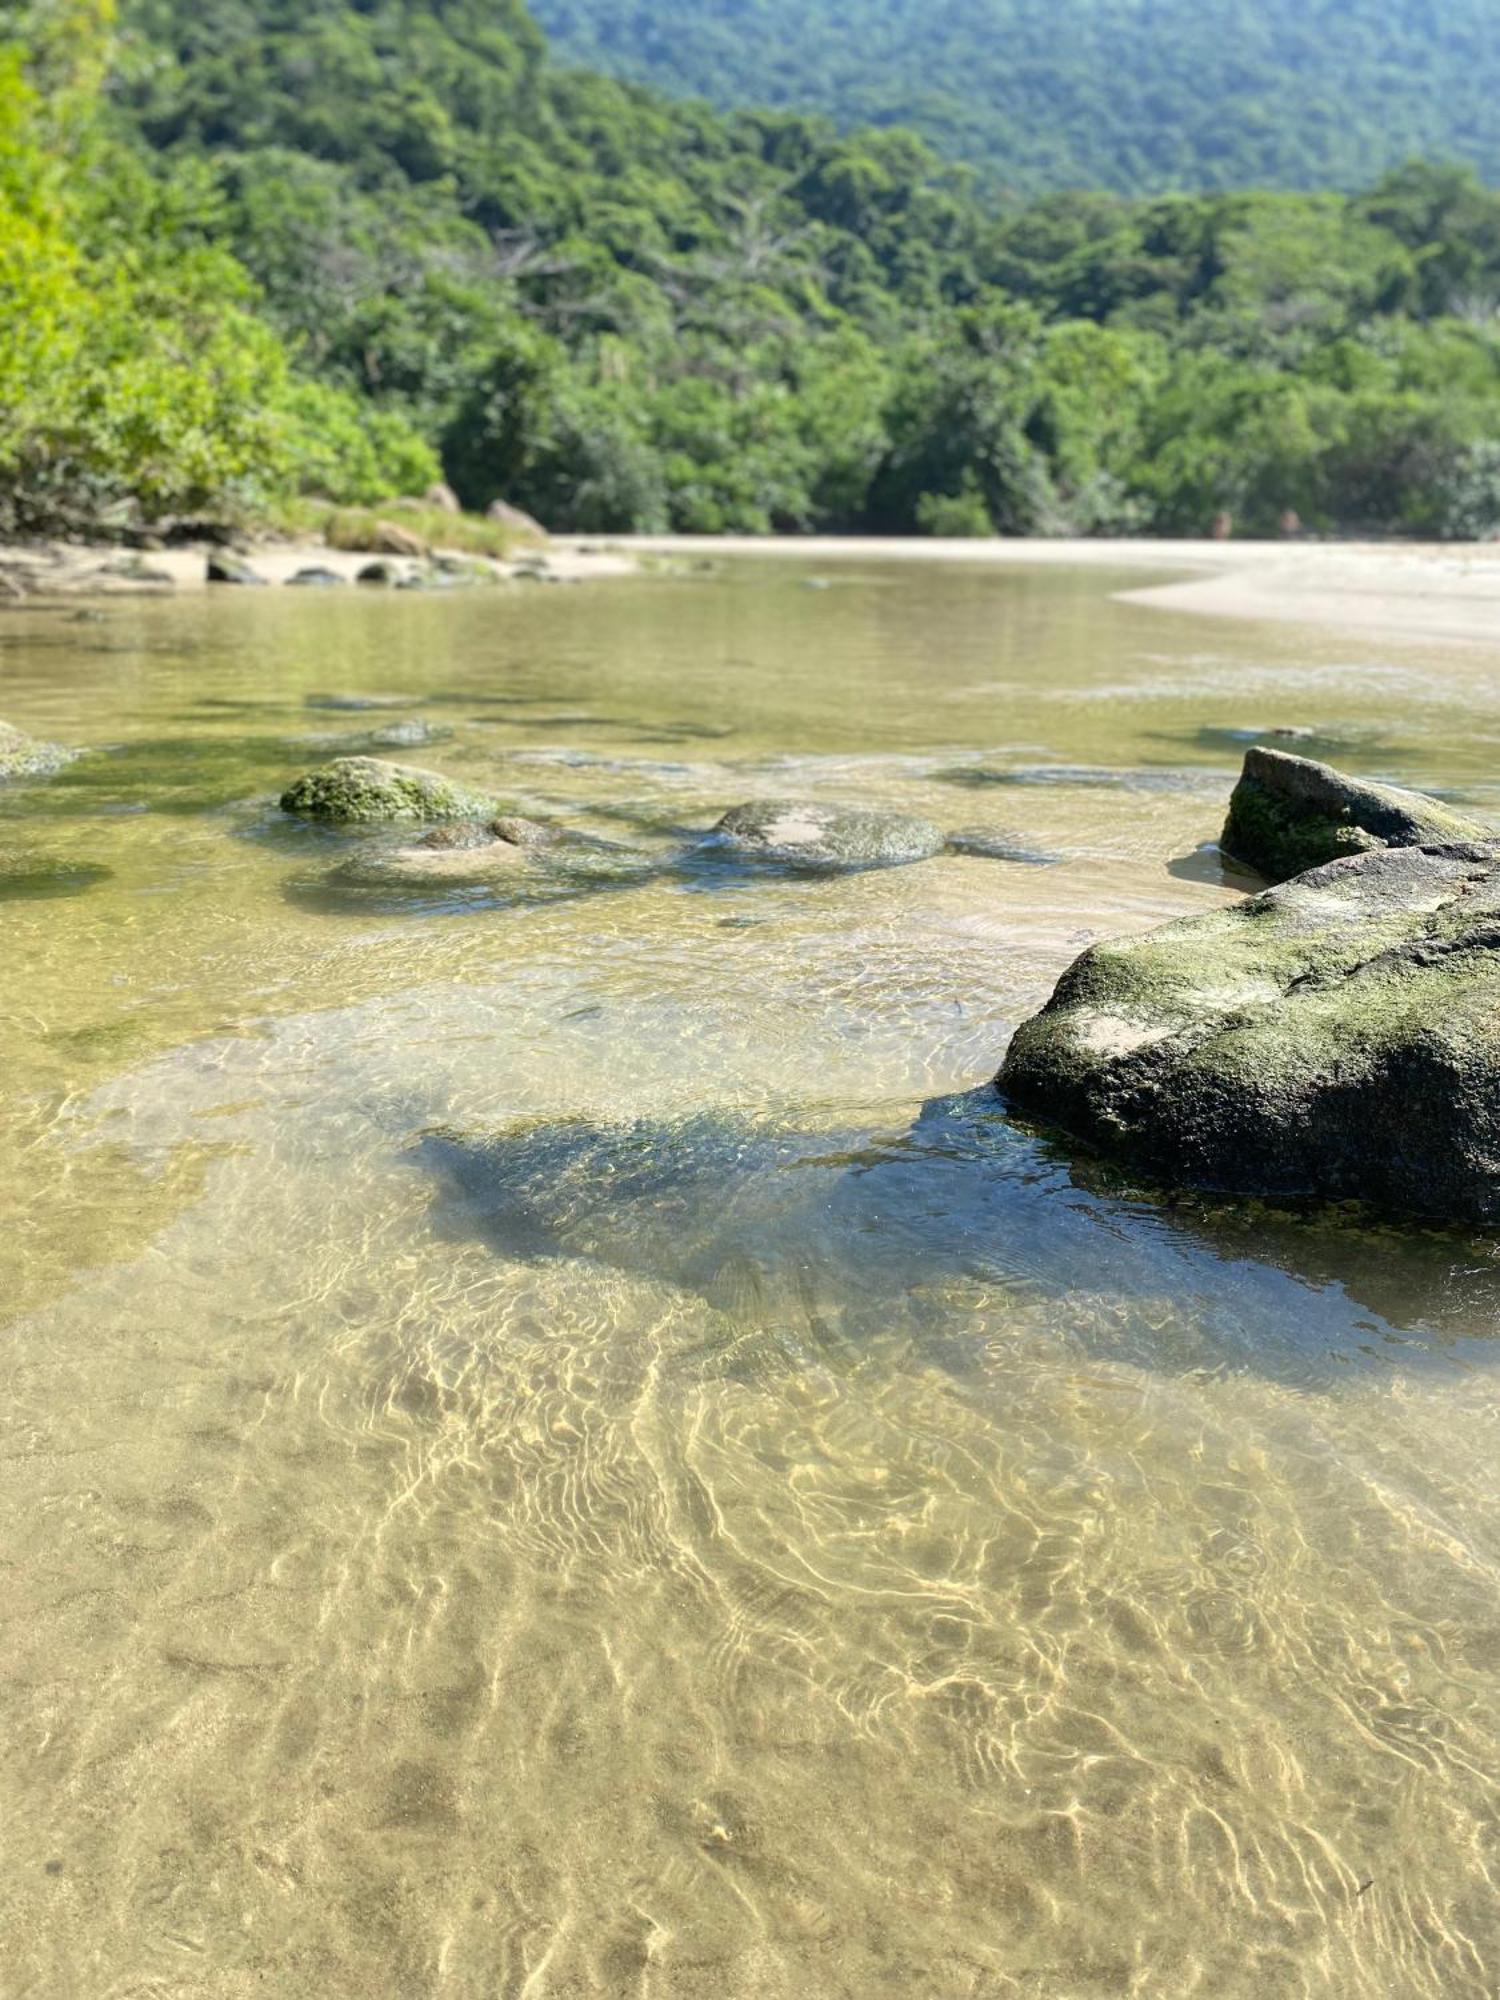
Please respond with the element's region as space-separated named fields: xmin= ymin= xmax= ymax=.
xmin=1220 ymin=745 xmax=1489 ymax=883
xmin=998 ymin=841 xmax=1500 ymax=1224
xmin=279 ymin=755 xmax=498 ymax=824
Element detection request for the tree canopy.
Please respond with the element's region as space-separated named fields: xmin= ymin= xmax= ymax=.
xmin=2 ymin=0 xmax=1499 ymax=541
xmin=531 ymin=0 xmax=1500 ymax=198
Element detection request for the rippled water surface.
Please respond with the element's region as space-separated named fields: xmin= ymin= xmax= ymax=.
xmin=3 ymin=559 xmax=1499 ymax=1998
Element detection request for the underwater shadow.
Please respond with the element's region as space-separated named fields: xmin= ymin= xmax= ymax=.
xmin=417 ymin=1089 xmax=1500 ymax=1388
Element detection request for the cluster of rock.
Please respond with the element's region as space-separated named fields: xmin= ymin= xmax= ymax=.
xmin=275 ymin=758 xmax=1061 ymax=902
xmin=208 ymin=552 xmax=551 ymax=590
xmin=1000 ymin=746 xmax=1500 ymax=1224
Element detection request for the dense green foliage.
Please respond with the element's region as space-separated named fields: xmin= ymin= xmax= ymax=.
xmin=0 ymin=2 xmax=437 ymax=532
xmin=533 ymin=0 xmax=1500 ymax=199
xmin=4 ymin=0 xmax=1500 ymax=539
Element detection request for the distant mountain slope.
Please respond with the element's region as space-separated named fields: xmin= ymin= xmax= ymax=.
xmin=529 ymin=0 xmax=1500 ymax=194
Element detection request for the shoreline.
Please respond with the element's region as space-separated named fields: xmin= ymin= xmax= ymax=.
xmin=6 ymin=529 xmax=1499 ymax=649
xmin=570 ymin=533 xmax=1500 ymax=648
xmin=0 ymin=537 xmax=639 ymax=598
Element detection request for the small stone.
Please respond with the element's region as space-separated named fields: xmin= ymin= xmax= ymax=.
xmin=206 ymin=553 xmax=267 ymax=586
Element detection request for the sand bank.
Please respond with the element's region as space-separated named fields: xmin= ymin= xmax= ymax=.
xmin=572 ymin=534 xmax=1500 ymax=648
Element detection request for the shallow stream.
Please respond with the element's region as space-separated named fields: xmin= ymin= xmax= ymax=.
xmin=2 ymin=558 xmax=1497 ymax=1997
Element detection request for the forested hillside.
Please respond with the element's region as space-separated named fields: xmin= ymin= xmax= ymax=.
xmin=532 ymin=0 xmax=1500 ymax=197
xmin=3 ymin=0 xmax=1500 ymax=541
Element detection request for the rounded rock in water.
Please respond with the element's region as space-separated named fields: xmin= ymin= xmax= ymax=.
xmin=328 ymin=816 xmax=651 ymax=891
xmin=708 ymin=799 xmax=946 ymax=871
xmin=279 ymin=755 xmax=500 ymax=825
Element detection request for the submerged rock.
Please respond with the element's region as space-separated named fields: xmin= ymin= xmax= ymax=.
xmin=0 ymin=719 xmax=80 ymax=780
xmin=351 ymin=719 xmax=452 ymax=751
xmin=327 ymin=815 xmax=648 ymax=890
xmin=998 ymin=841 xmax=1500 ymax=1224
xmin=286 ymin=565 xmax=346 ymax=589
xmin=1221 ymin=746 xmax=1489 ymax=883
xmin=279 ymin=755 xmax=498 ymax=824
xmin=299 ymin=718 xmax=453 ymax=755
xmin=304 ymin=692 xmax=412 ymax=713
xmin=707 ymin=799 xmax=945 ymax=872
xmin=0 ymin=852 xmax=111 ymax=900
xmin=944 ymin=827 xmax=1062 ymax=865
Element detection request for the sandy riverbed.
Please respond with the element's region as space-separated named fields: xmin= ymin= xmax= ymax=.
xmin=571 ymin=533 xmax=1500 ymax=647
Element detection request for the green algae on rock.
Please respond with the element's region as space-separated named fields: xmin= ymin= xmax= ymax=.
xmin=709 ymin=799 xmax=946 ymax=872
xmin=1220 ymin=745 xmax=1489 ymax=883
xmin=279 ymin=755 xmax=499 ymax=825
xmin=0 ymin=720 xmax=81 ymax=781
xmin=998 ymin=840 xmax=1500 ymax=1225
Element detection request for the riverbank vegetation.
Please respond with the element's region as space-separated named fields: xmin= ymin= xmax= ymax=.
xmin=4 ymin=0 xmax=1500 ymax=541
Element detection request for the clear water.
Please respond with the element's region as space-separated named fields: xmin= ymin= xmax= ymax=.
xmin=2 ymin=560 xmax=1497 ymax=1998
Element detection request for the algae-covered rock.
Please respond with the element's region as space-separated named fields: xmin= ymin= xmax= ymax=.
xmin=999 ymin=841 xmax=1500 ymax=1223
xmin=1220 ymin=745 xmax=1489 ymax=883
xmin=707 ymin=799 xmax=945 ymax=872
xmin=327 ymin=815 xmax=651 ymax=891
xmin=279 ymin=755 xmax=498 ymax=824
xmin=0 ymin=720 xmax=80 ymax=781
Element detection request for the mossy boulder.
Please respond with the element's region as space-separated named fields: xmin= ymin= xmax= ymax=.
xmin=1220 ymin=745 xmax=1489 ymax=883
xmin=279 ymin=755 xmax=498 ymax=825
xmin=708 ymin=799 xmax=945 ymax=872
xmin=0 ymin=720 xmax=80 ymax=780
xmin=999 ymin=841 xmax=1500 ymax=1223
